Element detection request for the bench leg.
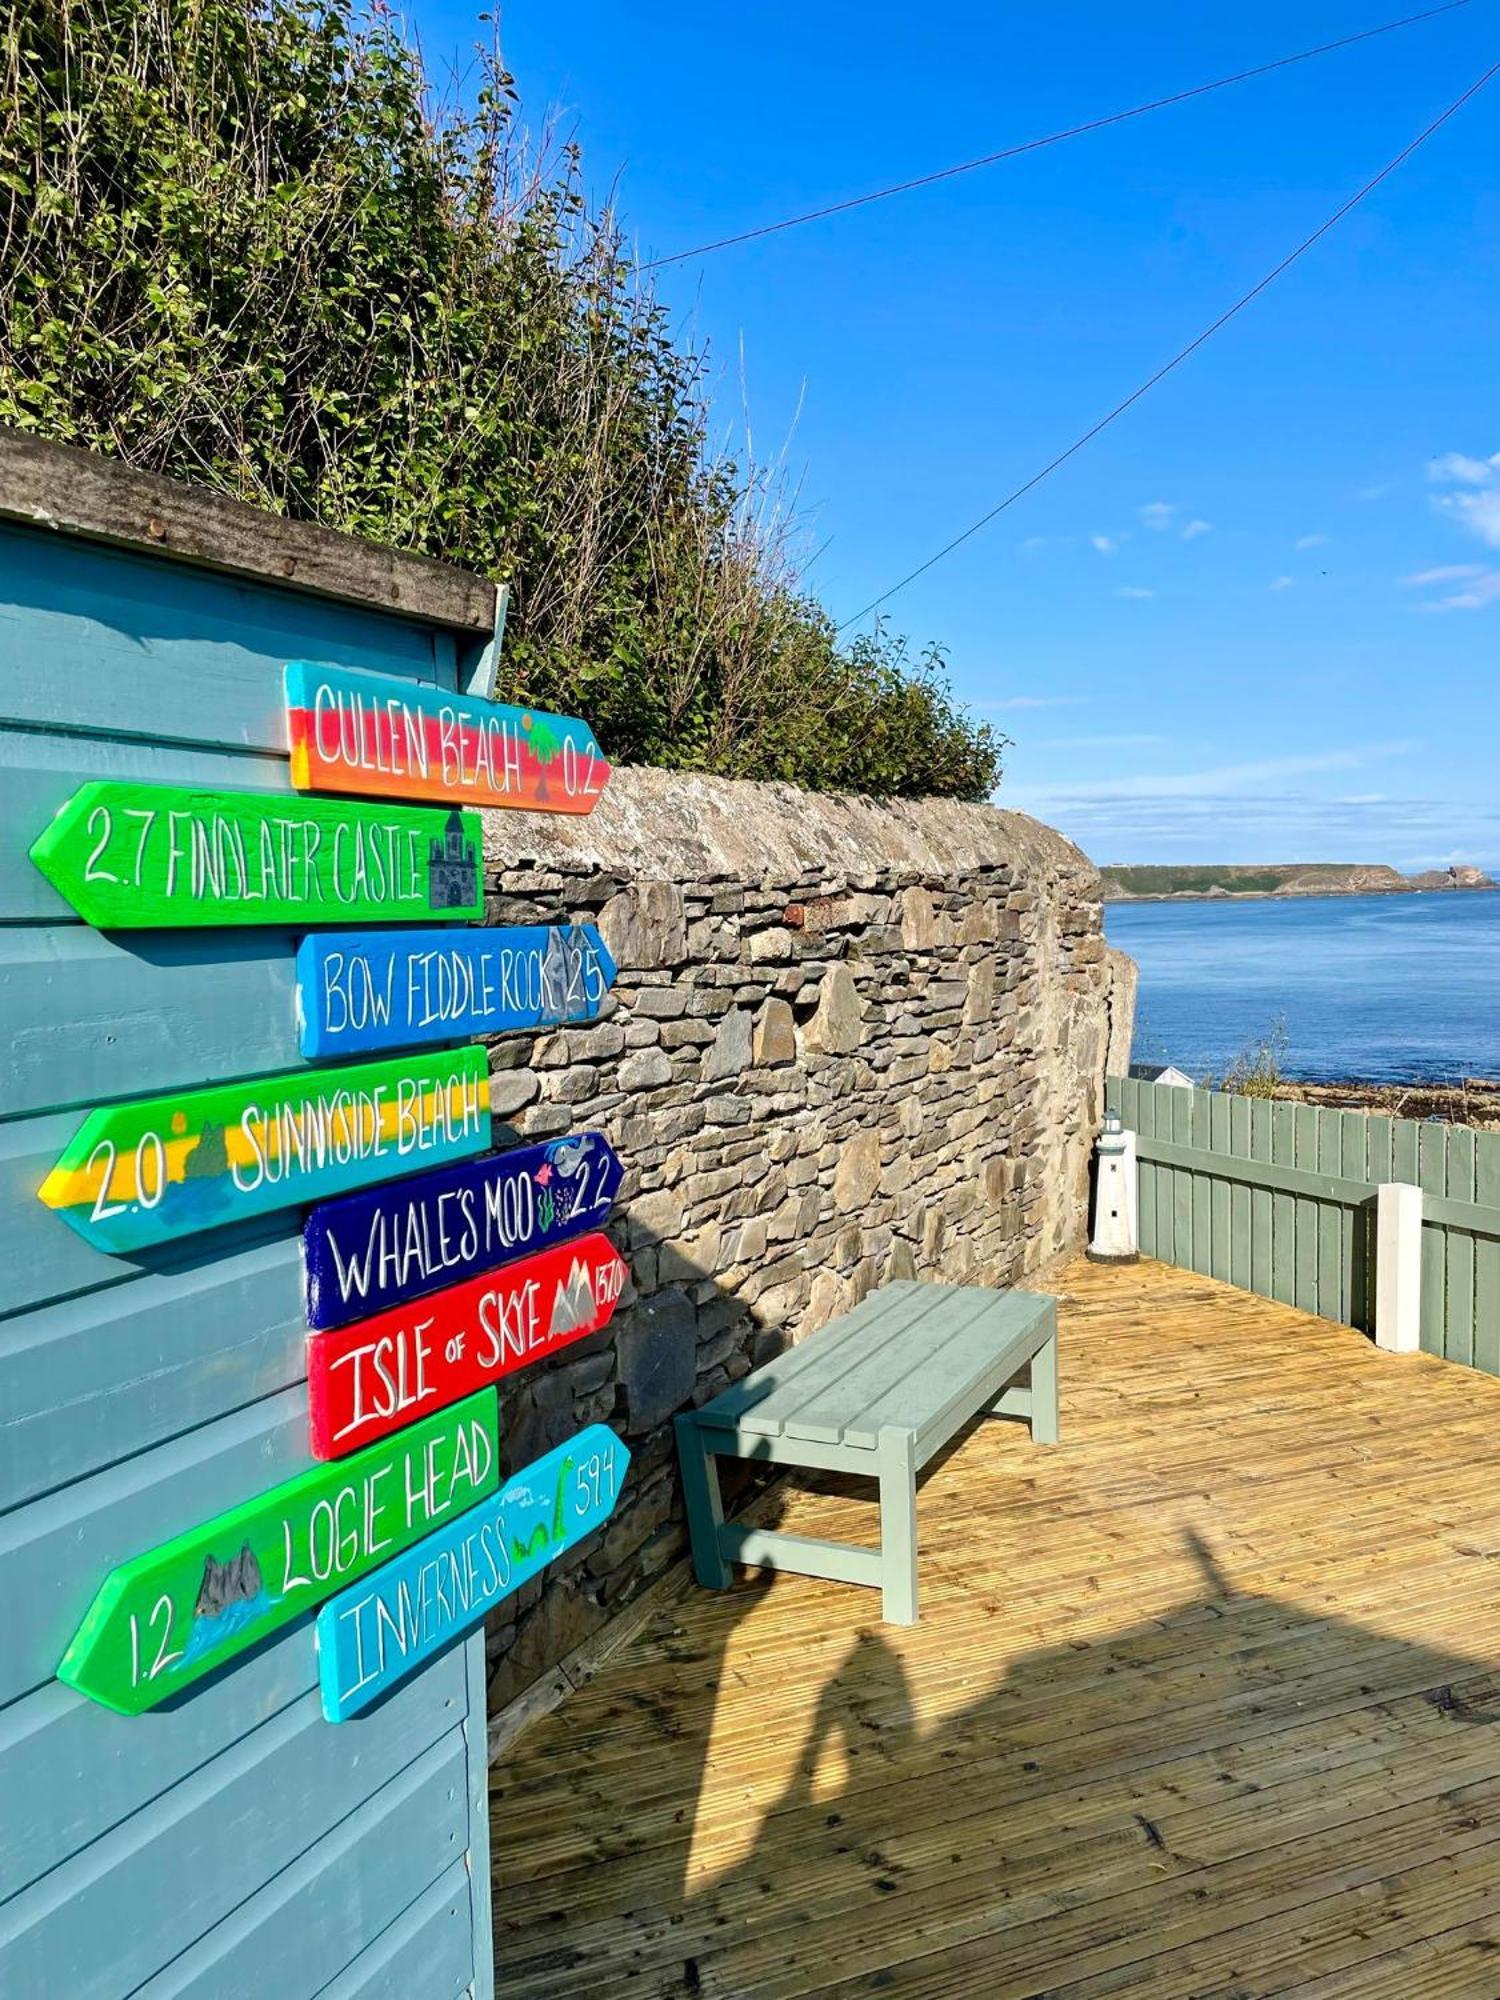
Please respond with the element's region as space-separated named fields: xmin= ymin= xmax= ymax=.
xmin=675 ymin=1415 xmax=732 ymax=1590
xmin=1029 ymin=1329 xmax=1060 ymax=1445
xmin=877 ymin=1426 xmax=919 ymax=1625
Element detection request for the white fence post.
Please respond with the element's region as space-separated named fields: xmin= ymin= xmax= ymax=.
xmin=1375 ymin=1182 xmax=1423 ymax=1354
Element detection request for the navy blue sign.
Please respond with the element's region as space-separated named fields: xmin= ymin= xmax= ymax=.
xmin=296 ymin=922 xmax=616 ymax=1058
xmin=302 ymin=1132 xmax=625 ymax=1330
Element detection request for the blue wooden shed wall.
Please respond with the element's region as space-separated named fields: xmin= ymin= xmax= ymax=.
xmin=0 ymin=517 xmax=495 ymax=1997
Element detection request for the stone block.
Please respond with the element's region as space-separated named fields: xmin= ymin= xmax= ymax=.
xmin=753 ymin=996 xmax=797 ymax=1066
xmin=618 ymin=1048 xmax=673 ymax=1090
xmin=803 ymin=963 xmax=865 ymax=1055
xmin=616 ymin=1288 xmax=698 ymax=1434
xmin=833 ymin=1129 xmax=882 ymax=1213
xmin=600 ymin=882 xmax=687 ymax=970
xmin=702 ymin=1008 xmax=754 ymax=1081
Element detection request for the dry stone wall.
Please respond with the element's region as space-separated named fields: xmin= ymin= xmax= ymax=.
xmin=478 ymin=770 xmax=1123 ymax=1710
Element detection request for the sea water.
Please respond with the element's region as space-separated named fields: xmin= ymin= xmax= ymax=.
xmin=1104 ymin=890 xmax=1500 ymax=1084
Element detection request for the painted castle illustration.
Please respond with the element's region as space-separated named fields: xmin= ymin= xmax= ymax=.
xmin=427 ymin=809 xmax=478 ymax=908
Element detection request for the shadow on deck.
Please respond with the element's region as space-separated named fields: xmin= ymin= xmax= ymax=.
xmin=491 ymin=1257 xmax=1500 ymax=1999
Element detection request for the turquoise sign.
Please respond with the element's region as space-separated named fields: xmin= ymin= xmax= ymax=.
xmin=315 ymin=1425 xmax=629 ymax=1719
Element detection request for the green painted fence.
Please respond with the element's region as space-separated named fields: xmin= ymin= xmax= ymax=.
xmin=1105 ymin=1076 xmax=1500 ymax=1375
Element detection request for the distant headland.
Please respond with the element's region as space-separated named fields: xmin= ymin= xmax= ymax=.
xmin=1101 ymin=862 xmax=1496 ymax=903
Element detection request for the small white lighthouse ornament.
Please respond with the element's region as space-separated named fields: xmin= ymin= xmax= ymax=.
xmin=1088 ymin=1111 xmax=1139 ymax=1263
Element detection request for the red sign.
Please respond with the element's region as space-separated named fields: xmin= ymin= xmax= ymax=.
xmin=307 ymin=1232 xmax=627 ymax=1459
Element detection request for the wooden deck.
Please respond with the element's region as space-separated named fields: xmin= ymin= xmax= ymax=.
xmin=490 ymin=1257 xmax=1500 ymax=1998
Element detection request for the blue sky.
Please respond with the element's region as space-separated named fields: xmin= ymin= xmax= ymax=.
xmin=414 ymin=1 xmax=1498 ymax=868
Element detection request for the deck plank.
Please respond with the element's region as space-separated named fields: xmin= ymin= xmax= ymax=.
xmin=490 ymin=1257 xmax=1500 ymax=1998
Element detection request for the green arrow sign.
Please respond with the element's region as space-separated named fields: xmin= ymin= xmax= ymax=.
xmin=29 ymin=780 xmax=483 ymax=927
xmin=58 ymin=1391 xmax=500 ymax=1715
xmin=39 ymin=1046 xmax=490 ymax=1252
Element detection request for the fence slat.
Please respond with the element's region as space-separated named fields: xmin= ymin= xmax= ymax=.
xmin=1228 ymin=1094 xmax=1252 ymax=1291
xmin=1208 ymin=1091 xmax=1232 ymax=1283
xmin=1445 ymin=1124 xmax=1478 ymax=1370
xmin=1250 ymin=1097 xmax=1274 ymax=1300
xmin=1419 ymin=1123 xmax=1449 ymax=1358
xmin=1315 ymin=1108 xmax=1343 ymax=1324
xmin=1340 ymin=1108 xmax=1372 ymax=1332
xmin=1269 ymin=1100 xmax=1297 ymax=1307
xmin=1172 ymin=1085 xmax=1195 ymax=1270
xmin=1474 ymin=1132 xmax=1500 ymax=1377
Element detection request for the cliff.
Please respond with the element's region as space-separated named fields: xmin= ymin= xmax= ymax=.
xmin=1101 ymin=861 xmax=1496 ymax=902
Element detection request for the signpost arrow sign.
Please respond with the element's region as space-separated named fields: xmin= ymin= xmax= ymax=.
xmin=307 ymin=1231 xmax=629 ymax=1458
xmin=303 ymin=1131 xmax=625 ymax=1330
xmin=316 ymin=1424 xmax=628 ymax=1720
xmin=30 ymin=780 xmax=484 ymax=927
xmin=59 ymin=1391 xmax=500 ymax=1716
xmin=297 ymin=922 xmax=617 ymax=1060
xmin=285 ymin=661 xmax=612 ymax=814
xmin=39 ymin=1047 xmax=490 ymax=1252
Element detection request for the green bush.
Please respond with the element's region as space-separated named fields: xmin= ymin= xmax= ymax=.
xmin=0 ymin=0 xmax=1003 ymax=799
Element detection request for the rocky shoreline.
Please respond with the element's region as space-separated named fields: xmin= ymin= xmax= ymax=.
xmin=1273 ymin=1076 xmax=1500 ymax=1132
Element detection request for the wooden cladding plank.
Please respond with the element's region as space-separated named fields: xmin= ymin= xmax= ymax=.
xmin=285 ymin=660 xmax=610 ymax=815
xmin=310 ymin=1861 xmax=476 ymax=2000
xmin=0 ymin=1642 xmax=313 ymax=1904
xmin=308 ymin=1233 xmax=627 ymax=1458
xmin=317 ymin=1426 xmax=630 ymax=1720
xmin=0 ymin=437 xmax=496 ymax=637
xmin=59 ymin=1392 xmax=499 ymax=1714
xmin=0 ymin=1658 xmax=466 ymax=2000
xmin=0 ymin=925 xmax=301 ymax=1120
xmin=296 ymin=923 xmax=616 ymax=1060
xmin=39 ymin=1047 xmax=489 ymax=1252
xmin=31 ymin=781 xmax=484 ymax=928
xmin=131 ymin=1740 xmax=472 ymax=2000
xmin=0 ymin=1234 xmax=303 ymax=1515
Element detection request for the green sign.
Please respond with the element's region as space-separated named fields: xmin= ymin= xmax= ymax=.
xmin=30 ymin=780 xmax=483 ymax=927
xmin=39 ymin=1046 xmax=490 ymax=1252
xmin=59 ymin=1391 xmax=500 ymax=1715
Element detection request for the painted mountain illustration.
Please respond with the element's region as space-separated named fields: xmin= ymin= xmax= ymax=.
xmin=194 ymin=1542 xmax=264 ymax=1618
xmin=549 ymin=1260 xmax=598 ymax=1337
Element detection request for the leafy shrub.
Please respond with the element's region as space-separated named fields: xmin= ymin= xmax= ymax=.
xmin=0 ymin=0 xmax=1003 ymax=799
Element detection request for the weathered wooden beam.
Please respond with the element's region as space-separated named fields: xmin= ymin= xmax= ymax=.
xmin=0 ymin=428 xmax=498 ymax=634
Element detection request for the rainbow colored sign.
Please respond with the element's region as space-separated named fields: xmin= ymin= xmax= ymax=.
xmin=285 ymin=661 xmax=611 ymax=814
xmin=302 ymin=1132 xmax=624 ymax=1330
xmin=59 ymin=1392 xmax=500 ymax=1715
xmin=316 ymin=1425 xmax=628 ymax=1720
xmin=307 ymin=1232 xmax=628 ymax=1458
xmin=39 ymin=1048 xmax=490 ymax=1252
xmin=29 ymin=780 xmax=483 ymax=927
xmin=296 ymin=922 xmax=616 ymax=1059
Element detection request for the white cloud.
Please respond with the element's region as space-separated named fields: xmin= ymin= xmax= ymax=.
xmin=1017 ymin=534 xmax=1072 ymax=554
xmin=1401 ymin=564 xmax=1483 ymax=587
xmin=1427 ymin=451 xmax=1500 ymax=486
xmin=1294 ymin=534 xmax=1327 ymax=551
xmin=1180 ymin=519 xmax=1212 ymax=540
xmin=1270 ymin=575 xmax=1294 ymax=590
xmin=1116 ymin=585 xmax=1154 ymax=600
xmin=1434 ymin=488 xmax=1500 ymax=551
xmin=979 ymin=694 xmax=1085 ymax=712
xmin=1357 ymin=482 xmax=1393 ymax=501
xmin=1091 ymin=533 xmax=1120 ymax=555
xmin=1015 ymin=741 xmax=1413 ymax=805
xmin=1413 ymin=568 xmax=1500 ymax=613
xmin=1138 ymin=502 xmax=1174 ymax=531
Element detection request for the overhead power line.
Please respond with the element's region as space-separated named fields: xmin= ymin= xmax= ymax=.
xmin=838 ymin=55 xmax=1500 ymax=633
xmin=641 ymin=2 xmax=1474 ymax=271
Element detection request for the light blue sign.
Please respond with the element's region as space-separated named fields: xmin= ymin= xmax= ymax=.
xmin=316 ymin=1425 xmax=630 ymax=1719
xmin=296 ymin=922 xmax=617 ymax=1058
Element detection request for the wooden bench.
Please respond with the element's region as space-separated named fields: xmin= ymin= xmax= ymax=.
xmin=675 ymin=1281 xmax=1058 ymax=1624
